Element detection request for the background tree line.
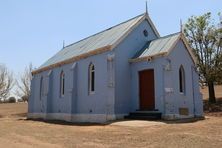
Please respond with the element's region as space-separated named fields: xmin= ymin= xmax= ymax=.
xmin=0 ymin=64 xmax=32 ymax=103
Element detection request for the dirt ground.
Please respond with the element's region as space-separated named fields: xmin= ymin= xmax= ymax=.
xmin=0 ymin=103 xmax=221 ymax=148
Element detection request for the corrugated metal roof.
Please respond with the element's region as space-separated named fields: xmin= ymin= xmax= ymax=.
xmin=133 ymin=32 xmax=181 ymax=59
xmin=39 ymin=14 xmax=145 ymax=69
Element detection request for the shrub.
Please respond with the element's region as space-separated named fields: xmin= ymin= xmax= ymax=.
xmin=8 ymin=97 xmax=16 ymax=103
xmin=22 ymin=95 xmax=28 ymax=102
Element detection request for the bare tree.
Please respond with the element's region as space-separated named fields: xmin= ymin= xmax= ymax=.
xmin=16 ymin=64 xmax=32 ymax=102
xmin=0 ymin=64 xmax=13 ymax=101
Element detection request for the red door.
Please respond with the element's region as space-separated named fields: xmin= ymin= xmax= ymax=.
xmin=139 ymin=69 xmax=155 ymax=110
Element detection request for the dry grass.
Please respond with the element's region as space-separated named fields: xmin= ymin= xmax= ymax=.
xmin=200 ymin=85 xmax=222 ymax=117
xmin=200 ymin=85 xmax=222 ymax=100
xmin=0 ymin=103 xmax=222 ymax=148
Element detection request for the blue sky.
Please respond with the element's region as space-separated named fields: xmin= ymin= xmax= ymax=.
xmin=0 ymin=0 xmax=221 ymax=75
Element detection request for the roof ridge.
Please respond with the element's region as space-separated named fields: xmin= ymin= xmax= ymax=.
xmin=157 ymin=32 xmax=181 ymax=40
xmin=144 ymin=32 xmax=181 ymax=44
xmin=141 ymin=32 xmax=180 ymax=46
xmin=64 ymin=13 xmax=146 ymax=48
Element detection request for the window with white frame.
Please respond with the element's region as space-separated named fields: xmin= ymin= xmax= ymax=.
xmin=179 ymin=65 xmax=185 ymax=93
xmin=89 ymin=63 xmax=95 ymax=94
xmin=60 ymin=71 xmax=65 ymax=97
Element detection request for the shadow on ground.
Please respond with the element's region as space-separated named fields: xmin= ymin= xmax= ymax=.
xmin=20 ymin=116 xmax=205 ymax=127
xmin=24 ymin=118 xmax=107 ymax=126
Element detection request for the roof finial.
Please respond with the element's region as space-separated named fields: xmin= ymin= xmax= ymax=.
xmin=145 ymin=1 xmax=148 ymax=14
xmin=180 ymin=19 xmax=183 ymax=33
xmin=63 ymin=40 xmax=65 ymax=48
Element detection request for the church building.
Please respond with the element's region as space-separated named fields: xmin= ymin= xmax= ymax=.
xmin=28 ymin=12 xmax=203 ymax=123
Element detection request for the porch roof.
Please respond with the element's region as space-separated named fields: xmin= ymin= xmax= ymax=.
xmin=132 ymin=32 xmax=181 ymax=59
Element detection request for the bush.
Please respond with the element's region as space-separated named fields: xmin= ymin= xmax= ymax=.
xmin=8 ymin=97 xmax=16 ymax=103
xmin=22 ymin=95 xmax=28 ymax=102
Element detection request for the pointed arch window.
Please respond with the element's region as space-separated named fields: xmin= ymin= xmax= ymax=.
xmin=60 ymin=71 xmax=65 ymax=97
xmin=40 ymin=76 xmax=44 ymax=100
xmin=89 ymin=63 xmax=95 ymax=94
xmin=179 ymin=65 xmax=185 ymax=94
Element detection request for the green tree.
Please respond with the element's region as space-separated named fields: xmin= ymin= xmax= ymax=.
xmin=184 ymin=12 xmax=222 ymax=103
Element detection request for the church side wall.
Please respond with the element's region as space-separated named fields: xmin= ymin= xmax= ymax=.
xmin=28 ymin=51 xmax=116 ymax=122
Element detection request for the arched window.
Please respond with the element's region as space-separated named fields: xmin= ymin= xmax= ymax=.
xmin=40 ymin=76 xmax=44 ymax=99
xmin=89 ymin=63 xmax=95 ymax=94
xmin=179 ymin=65 xmax=185 ymax=93
xmin=60 ymin=71 xmax=65 ymax=97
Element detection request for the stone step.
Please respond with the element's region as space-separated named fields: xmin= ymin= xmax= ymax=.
xmin=136 ymin=109 xmax=159 ymax=112
xmin=125 ymin=110 xmax=162 ymax=120
xmin=125 ymin=115 xmax=161 ymax=120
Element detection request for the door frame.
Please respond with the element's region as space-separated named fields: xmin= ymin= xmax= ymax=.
xmin=138 ymin=69 xmax=155 ymax=110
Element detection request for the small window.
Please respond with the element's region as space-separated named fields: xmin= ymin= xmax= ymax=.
xmin=89 ymin=63 xmax=95 ymax=94
xmin=143 ymin=29 xmax=148 ymax=37
xmin=40 ymin=76 xmax=44 ymax=99
xmin=60 ymin=71 xmax=65 ymax=97
xmin=179 ymin=65 xmax=185 ymax=93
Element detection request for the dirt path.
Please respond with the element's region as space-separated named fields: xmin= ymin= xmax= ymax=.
xmin=0 ymin=103 xmax=222 ymax=148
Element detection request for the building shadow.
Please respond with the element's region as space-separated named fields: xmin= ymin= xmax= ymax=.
xmin=17 ymin=115 xmax=205 ymax=126
xmin=22 ymin=118 xmax=108 ymax=126
xmin=159 ymin=117 xmax=205 ymax=124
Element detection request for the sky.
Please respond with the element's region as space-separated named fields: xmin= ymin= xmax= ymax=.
xmin=0 ymin=0 xmax=221 ymax=76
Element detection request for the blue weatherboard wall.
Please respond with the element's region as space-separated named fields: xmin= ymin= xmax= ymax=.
xmin=164 ymin=40 xmax=203 ymax=117
xmin=29 ymin=50 xmax=115 ymax=116
xmin=131 ymin=57 xmax=165 ymax=113
xmin=131 ymin=39 xmax=203 ymax=118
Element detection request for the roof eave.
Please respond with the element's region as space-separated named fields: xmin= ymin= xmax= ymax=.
xmin=32 ymin=45 xmax=113 ymax=75
xmin=145 ymin=14 xmax=160 ymax=38
xmin=129 ymin=52 xmax=168 ymax=63
xmin=165 ymin=33 xmax=197 ymax=65
xmin=111 ymin=14 xmax=147 ymax=50
xmin=112 ymin=13 xmax=160 ymax=50
xmin=180 ymin=33 xmax=198 ymax=65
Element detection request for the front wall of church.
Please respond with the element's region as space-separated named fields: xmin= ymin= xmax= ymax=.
xmin=114 ymin=19 xmax=158 ymax=114
xmin=130 ymin=39 xmax=203 ymax=119
xmin=131 ymin=58 xmax=166 ymax=113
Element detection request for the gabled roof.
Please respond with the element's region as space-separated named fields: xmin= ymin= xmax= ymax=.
xmin=33 ymin=13 xmax=160 ymax=74
xmin=130 ymin=32 xmax=197 ymax=64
